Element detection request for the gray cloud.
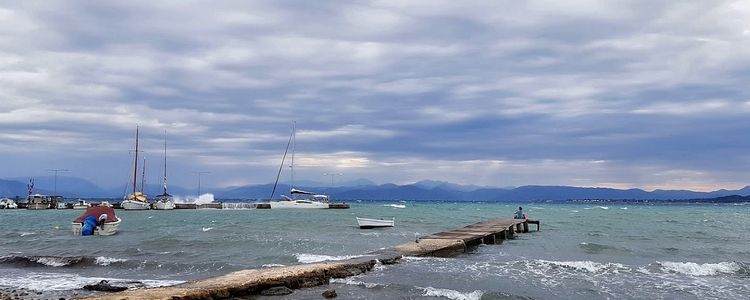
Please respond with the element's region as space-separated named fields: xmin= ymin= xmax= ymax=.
xmin=1 ymin=1 xmax=749 ymax=192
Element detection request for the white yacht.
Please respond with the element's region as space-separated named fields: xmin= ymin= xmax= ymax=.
xmin=153 ymin=132 xmax=175 ymax=210
xmin=122 ymin=126 xmax=150 ymax=210
xmin=0 ymin=198 xmax=17 ymax=209
xmin=269 ymin=123 xmax=330 ymax=209
xmin=72 ymin=199 xmax=91 ymax=209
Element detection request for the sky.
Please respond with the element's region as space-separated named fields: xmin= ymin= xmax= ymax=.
xmin=1 ymin=1 xmax=749 ymax=192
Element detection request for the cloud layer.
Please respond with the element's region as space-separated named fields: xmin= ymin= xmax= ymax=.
xmin=1 ymin=1 xmax=749 ymax=191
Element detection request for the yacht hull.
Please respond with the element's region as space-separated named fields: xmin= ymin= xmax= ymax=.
xmin=121 ymin=200 xmax=150 ymax=210
xmin=153 ymin=200 xmax=175 ymax=210
xmin=270 ymin=200 xmax=328 ymax=209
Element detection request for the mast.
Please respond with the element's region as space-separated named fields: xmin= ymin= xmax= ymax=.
xmin=163 ymin=131 xmax=168 ymax=195
xmin=141 ymin=157 xmax=146 ymax=195
xmin=133 ymin=126 xmax=139 ymax=196
xmin=290 ymin=121 xmax=296 ymax=189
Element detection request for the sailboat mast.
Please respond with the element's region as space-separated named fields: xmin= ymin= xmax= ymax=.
xmin=163 ymin=131 xmax=168 ymax=195
xmin=290 ymin=121 xmax=296 ymax=188
xmin=141 ymin=157 xmax=146 ymax=194
xmin=133 ymin=126 xmax=139 ymax=195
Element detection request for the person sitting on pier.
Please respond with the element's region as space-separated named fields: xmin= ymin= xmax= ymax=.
xmin=514 ymin=207 xmax=526 ymax=219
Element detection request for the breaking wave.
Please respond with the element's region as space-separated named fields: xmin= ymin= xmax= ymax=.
xmin=0 ymin=255 xmax=128 ymax=268
xmin=0 ymin=271 xmax=183 ymax=292
xmin=295 ymin=253 xmax=366 ymax=263
xmin=657 ymin=261 xmax=746 ymax=276
xmin=419 ymin=287 xmax=483 ymax=300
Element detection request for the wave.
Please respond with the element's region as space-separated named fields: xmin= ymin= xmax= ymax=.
xmin=578 ymin=242 xmax=623 ymax=254
xmin=330 ymin=278 xmax=383 ymax=289
xmin=0 ymin=271 xmax=183 ymax=292
xmin=657 ymin=261 xmax=746 ymax=276
xmin=295 ymin=254 xmax=366 ymax=263
xmin=261 ymin=263 xmax=286 ymax=268
xmin=531 ymin=259 xmax=626 ymax=273
xmin=0 ymin=255 xmax=129 ymax=268
xmin=419 ymin=287 xmax=483 ymax=300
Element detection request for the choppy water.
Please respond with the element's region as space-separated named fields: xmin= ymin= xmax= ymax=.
xmin=0 ymin=202 xmax=748 ymax=299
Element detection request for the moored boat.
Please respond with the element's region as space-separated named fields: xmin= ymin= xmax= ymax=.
xmin=268 ymin=123 xmax=331 ymax=209
xmin=153 ymin=132 xmax=175 ymax=210
xmin=27 ymin=194 xmax=52 ymax=210
xmin=122 ymin=126 xmax=150 ymax=210
xmin=71 ymin=206 xmax=121 ymax=236
xmin=0 ymin=198 xmax=18 ymax=209
xmin=356 ymin=217 xmax=395 ymax=229
xmin=72 ymin=199 xmax=91 ymax=209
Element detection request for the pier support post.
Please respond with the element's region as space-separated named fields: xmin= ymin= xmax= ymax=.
xmin=507 ymin=227 xmax=514 ymax=239
xmin=516 ymin=223 xmax=522 ymax=233
xmin=482 ymin=234 xmax=496 ymax=245
xmin=523 ymin=222 xmax=529 ymax=233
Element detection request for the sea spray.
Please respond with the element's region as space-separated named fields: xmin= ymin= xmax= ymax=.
xmin=173 ymin=193 xmax=215 ymax=204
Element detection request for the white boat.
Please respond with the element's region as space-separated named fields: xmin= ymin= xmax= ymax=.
xmin=122 ymin=126 xmax=150 ymax=210
xmin=71 ymin=206 xmax=121 ymax=236
xmin=98 ymin=201 xmax=113 ymax=208
xmin=356 ymin=217 xmax=395 ymax=229
xmin=153 ymin=132 xmax=175 ymax=210
xmin=56 ymin=202 xmax=68 ymax=209
xmin=268 ymin=123 xmax=331 ymax=209
xmin=0 ymin=198 xmax=17 ymax=209
xmin=271 ymin=194 xmax=330 ymax=209
xmin=385 ymin=204 xmax=406 ymax=209
xmin=27 ymin=194 xmax=52 ymax=210
xmin=72 ymin=199 xmax=91 ymax=209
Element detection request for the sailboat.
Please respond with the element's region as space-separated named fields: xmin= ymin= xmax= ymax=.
xmin=153 ymin=132 xmax=175 ymax=210
xmin=269 ymin=122 xmax=330 ymax=209
xmin=121 ymin=126 xmax=150 ymax=210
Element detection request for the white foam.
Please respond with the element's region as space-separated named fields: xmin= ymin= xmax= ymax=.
xmin=30 ymin=257 xmax=72 ymax=267
xmin=94 ymin=256 xmax=127 ymax=266
xmin=202 ymin=227 xmax=213 ymax=232
xmin=295 ymin=254 xmax=364 ymax=263
xmin=262 ymin=263 xmax=286 ymax=268
xmin=330 ymin=278 xmax=381 ymax=288
xmin=0 ymin=272 xmax=184 ymax=291
xmin=402 ymin=256 xmax=453 ymax=262
xmin=535 ymin=259 xmax=624 ymax=273
xmin=174 ymin=193 xmax=215 ymax=204
xmin=420 ymin=287 xmax=483 ymax=300
xmin=659 ymin=261 xmax=740 ymax=276
xmin=384 ymin=204 xmax=406 ymax=208
xmin=598 ymin=206 xmax=609 ymax=210
xmin=20 ymin=232 xmax=36 ymax=237
xmin=620 ymin=207 xmax=628 ymax=210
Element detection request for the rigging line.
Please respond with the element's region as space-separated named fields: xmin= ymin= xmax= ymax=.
xmin=270 ymin=126 xmax=295 ymax=200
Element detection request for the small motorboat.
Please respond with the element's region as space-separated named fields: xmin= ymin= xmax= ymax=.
xmin=73 ymin=199 xmax=91 ymax=209
xmin=356 ymin=217 xmax=395 ymax=229
xmin=98 ymin=201 xmax=113 ymax=207
xmin=0 ymin=198 xmax=18 ymax=209
xmin=72 ymin=206 xmax=121 ymax=236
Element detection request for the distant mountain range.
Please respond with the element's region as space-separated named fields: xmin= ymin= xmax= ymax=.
xmin=1 ymin=177 xmax=749 ymax=202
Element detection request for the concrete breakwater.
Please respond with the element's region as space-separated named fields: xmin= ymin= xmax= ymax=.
xmin=82 ymin=218 xmax=538 ymax=300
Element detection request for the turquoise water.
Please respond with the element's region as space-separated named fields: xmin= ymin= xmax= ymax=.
xmin=0 ymin=202 xmax=748 ymax=299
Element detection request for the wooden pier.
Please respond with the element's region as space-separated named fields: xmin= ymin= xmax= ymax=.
xmin=82 ymin=218 xmax=538 ymax=300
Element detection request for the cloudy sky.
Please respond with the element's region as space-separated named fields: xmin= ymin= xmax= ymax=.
xmin=1 ymin=1 xmax=749 ymax=192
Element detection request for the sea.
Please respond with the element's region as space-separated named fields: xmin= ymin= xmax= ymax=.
xmin=0 ymin=201 xmax=748 ymax=299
